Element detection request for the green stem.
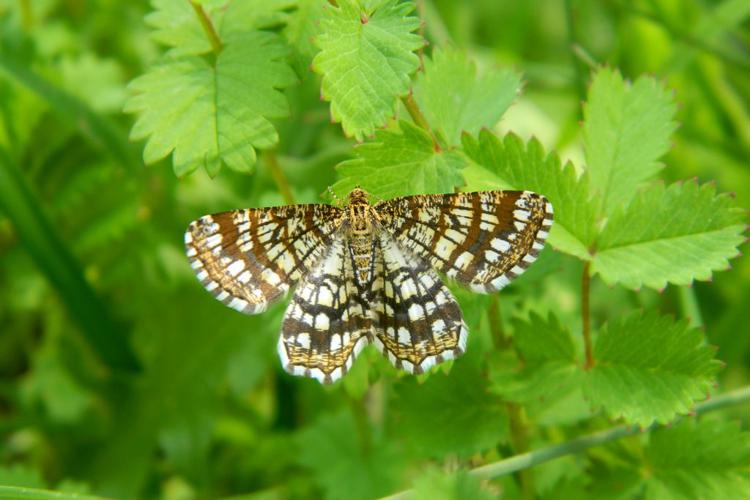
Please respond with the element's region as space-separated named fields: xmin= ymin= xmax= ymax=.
xmin=420 ymin=0 xmax=453 ymax=47
xmin=564 ymin=0 xmax=589 ymax=114
xmin=18 ymin=0 xmax=33 ymax=30
xmin=506 ymin=403 xmax=534 ymax=500
xmin=0 ymin=149 xmax=140 ymax=372
xmin=189 ymin=0 xmax=223 ymax=54
xmin=582 ymin=261 xmax=593 ymax=369
xmin=381 ymin=386 xmax=750 ymax=499
xmin=402 ymin=92 xmax=442 ymax=151
xmin=265 ymin=151 xmax=296 ymax=205
xmin=488 ymin=294 xmax=508 ymax=349
xmin=678 ymin=286 xmax=704 ymax=328
xmin=348 ymin=392 xmax=372 ymax=456
xmin=0 ymin=485 xmax=113 ymax=500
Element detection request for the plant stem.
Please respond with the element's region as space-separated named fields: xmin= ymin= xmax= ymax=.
xmin=506 ymin=403 xmax=534 ymax=500
xmin=420 ymin=0 xmax=453 ymax=47
xmin=678 ymin=286 xmax=704 ymax=328
xmin=189 ymin=0 xmax=222 ymax=54
xmin=582 ymin=261 xmax=593 ymax=369
xmin=402 ymin=92 xmax=442 ymax=151
xmin=381 ymin=385 xmax=750 ymax=499
xmin=18 ymin=0 xmax=33 ymax=30
xmin=265 ymin=151 xmax=295 ymax=205
xmin=348 ymin=392 xmax=372 ymax=455
xmin=488 ymin=295 xmax=509 ymax=349
xmin=0 ymin=485 xmax=114 ymax=500
xmin=564 ymin=0 xmax=589 ymax=112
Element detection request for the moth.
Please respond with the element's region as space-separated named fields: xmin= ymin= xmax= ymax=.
xmin=185 ymin=188 xmax=552 ymax=383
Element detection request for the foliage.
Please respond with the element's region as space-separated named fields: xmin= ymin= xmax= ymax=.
xmin=1 ymin=0 xmax=749 ymax=499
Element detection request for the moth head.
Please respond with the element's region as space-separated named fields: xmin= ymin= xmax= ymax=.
xmin=348 ymin=186 xmax=370 ymax=205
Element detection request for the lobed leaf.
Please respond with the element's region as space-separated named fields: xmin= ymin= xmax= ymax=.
xmin=413 ymin=48 xmax=521 ymax=146
xmin=643 ymin=419 xmax=750 ymax=499
xmin=146 ymin=0 xmax=295 ymax=57
xmin=490 ymin=313 xmax=582 ymax=404
xmin=333 ymin=120 xmax=467 ymax=199
xmin=296 ymin=411 xmax=405 ymax=500
xmin=592 ymin=181 xmax=747 ymax=290
xmin=583 ymin=68 xmax=678 ymax=217
xmin=389 ymin=362 xmax=508 ymax=458
xmin=462 ymin=130 xmax=597 ymax=259
xmin=125 ymin=32 xmax=296 ymax=177
xmin=284 ymin=0 xmax=327 ymax=71
xmin=583 ymin=311 xmax=720 ymax=427
xmin=312 ymin=0 xmax=423 ymax=139
xmin=411 ymin=468 xmax=494 ymax=500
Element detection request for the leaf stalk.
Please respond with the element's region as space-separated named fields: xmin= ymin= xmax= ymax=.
xmin=190 ymin=0 xmax=223 ymax=54
xmin=402 ymin=92 xmax=442 ymax=151
xmin=582 ymin=260 xmax=594 ymax=369
xmin=265 ymin=151 xmax=296 ymax=205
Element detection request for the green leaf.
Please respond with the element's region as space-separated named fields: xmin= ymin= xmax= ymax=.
xmin=411 ymin=468 xmax=494 ymax=500
xmin=284 ymin=0 xmax=327 ymax=71
xmin=0 ymin=485 xmax=112 ymax=500
xmin=312 ymin=0 xmax=423 ymax=139
xmin=0 ymin=465 xmax=45 ymax=489
xmin=414 ymin=48 xmax=521 ymax=145
xmin=86 ymin=290 xmax=276 ymax=497
xmin=583 ymin=312 xmax=719 ymax=427
xmin=0 ymin=53 xmax=141 ymax=172
xmin=490 ymin=313 xmax=582 ymax=404
xmin=296 ymin=410 xmax=405 ymax=500
xmin=125 ymin=32 xmax=296 ymax=177
xmin=462 ymin=131 xmax=597 ymax=259
xmin=390 ymin=361 xmax=508 ymax=457
xmin=583 ymin=68 xmax=678 ymax=217
xmin=146 ymin=0 xmax=295 ymax=57
xmin=643 ymin=418 xmax=750 ymax=499
xmin=58 ymin=53 xmax=126 ymax=113
xmin=592 ymin=181 xmax=747 ymax=290
xmin=0 ymin=149 xmax=140 ymax=372
xmin=333 ymin=120 xmax=467 ymax=199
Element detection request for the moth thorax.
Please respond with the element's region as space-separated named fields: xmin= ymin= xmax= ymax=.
xmin=349 ymin=204 xmax=373 ymax=234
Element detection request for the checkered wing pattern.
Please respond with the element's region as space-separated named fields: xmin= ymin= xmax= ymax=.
xmin=185 ymin=204 xmax=344 ymax=315
xmin=371 ymin=231 xmax=468 ymax=374
xmin=278 ymin=235 xmax=372 ymax=384
xmin=376 ymin=191 xmax=553 ymax=293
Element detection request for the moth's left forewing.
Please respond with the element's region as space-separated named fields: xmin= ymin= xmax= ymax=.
xmin=375 ymin=191 xmax=553 ymax=293
xmin=185 ymin=204 xmax=344 ymax=314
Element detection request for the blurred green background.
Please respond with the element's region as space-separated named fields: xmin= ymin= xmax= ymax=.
xmin=1 ymin=0 xmax=749 ymax=499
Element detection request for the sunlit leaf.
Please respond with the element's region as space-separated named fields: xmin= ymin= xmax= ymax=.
xmin=414 ymin=48 xmax=521 ymax=145
xmin=312 ymin=0 xmax=423 ymax=139
xmin=126 ymin=32 xmax=296 ymax=176
xmin=592 ymin=181 xmax=747 ymax=290
xmin=583 ymin=68 xmax=677 ymax=217
xmin=583 ymin=312 xmax=719 ymax=427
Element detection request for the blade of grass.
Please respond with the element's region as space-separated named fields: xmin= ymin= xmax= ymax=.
xmin=0 ymin=53 xmax=142 ymax=172
xmin=0 ymin=486 xmax=114 ymax=500
xmin=0 ymin=148 xmax=140 ymax=372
